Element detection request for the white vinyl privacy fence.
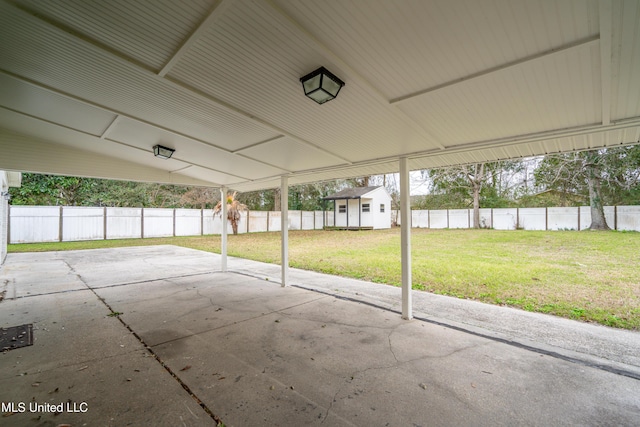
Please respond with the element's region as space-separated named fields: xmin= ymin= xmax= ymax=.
xmin=8 ymin=206 xmax=334 ymax=243
xmin=395 ymin=206 xmax=640 ymax=231
xmin=8 ymin=205 xmax=640 ymax=244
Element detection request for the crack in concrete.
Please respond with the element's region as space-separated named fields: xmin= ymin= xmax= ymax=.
xmin=57 ymin=259 xmax=225 ymax=425
xmin=387 ymin=329 xmax=399 ymax=363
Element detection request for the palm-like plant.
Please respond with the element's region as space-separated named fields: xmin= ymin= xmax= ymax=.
xmin=213 ymin=191 xmax=248 ymax=235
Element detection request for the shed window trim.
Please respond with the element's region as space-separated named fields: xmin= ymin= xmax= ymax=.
xmin=380 ymin=204 xmax=385 ymax=213
xmin=338 ymin=204 xmax=346 ymax=213
xmin=362 ymin=203 xmax=370 ymax=213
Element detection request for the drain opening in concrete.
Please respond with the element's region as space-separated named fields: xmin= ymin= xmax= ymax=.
xmin=1 ymin=324 xmax=34 ymax=352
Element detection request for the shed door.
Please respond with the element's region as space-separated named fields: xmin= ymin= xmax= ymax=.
xmin=348 ymin=199 xmax=360 ymax=227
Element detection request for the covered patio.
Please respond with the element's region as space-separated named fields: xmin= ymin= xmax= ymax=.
xmin=1 ymin=246 xmax=639 ymax=425
xmin=1 ymin=0 xmax=640 ymax=424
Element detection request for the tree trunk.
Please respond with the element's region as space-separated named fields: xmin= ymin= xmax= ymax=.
xmin=467 ymin=163 xmax=484 ymax=229
xmin=273 ymin=188 xmax=281 ymax=211
xmin=585 ymin=153 xmax=610 ymax=230
xmin=472 ymin=183 xmax=481 ymax=228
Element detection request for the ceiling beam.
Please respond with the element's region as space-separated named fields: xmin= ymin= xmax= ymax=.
xmin=0 ymin=70 xmax=286 ymax=178
xmin=0 ymin=127 xmax=216 ymax=186
xmin=599 ymin=0 xmax=613 ymax=126
xmin=263 ymin=0 xmax=446 ymax=150
xmin=239 ymin=116 xmax=640 ymax=188
xmin=3 ymin=1 xmax=351 ymax=170
xmin=390 ymin=36 xmax=600 ymax=105
xmin=158 ymin=0 xmax=234 ymax=77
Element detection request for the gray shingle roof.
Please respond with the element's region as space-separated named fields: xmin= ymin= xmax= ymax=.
xmin=322 ymin=186 xmax=382 ymax=200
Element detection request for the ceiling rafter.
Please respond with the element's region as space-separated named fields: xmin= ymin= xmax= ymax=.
xmin=162 ymin=76 xmax=354 ymax=165
xmin=390 ymin=36 xmax=601 ymax=105
xmin=263 ymin=0 xmax=446 ymax=150
xmin=0 ymin=70 xmax=286 ymax=178
xmin=100 ymin=115 xmax=121 ymax=139
xmin=3 ymin=0 xmax=350 ymax=171
xmin=237 ymin=116 xmax=640 ymax=190
xmin=158 ymin=0 xmax=235 ymax=77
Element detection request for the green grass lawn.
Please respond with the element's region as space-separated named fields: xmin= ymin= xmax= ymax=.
xmin=8 ymin=228 xmax=640 ymax=329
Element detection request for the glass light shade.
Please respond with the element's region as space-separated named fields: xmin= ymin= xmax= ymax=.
xmin=153 ymin=145 xmax=175 ymax=159
xmin=300 ymin=67 xmax=345 ymax=104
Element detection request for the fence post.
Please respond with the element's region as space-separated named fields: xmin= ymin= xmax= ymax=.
xmin=446 ymin=209 xmax=450 ymax=228
xmin=59 ymin=206 xmax=63 ymax=242
xmin=7 ymin=204 xmax=10 ymax=244
xmin=201 ymin=209 xmax=204 ymax=236
xmin=103 ymin=207 xmax=107 ymax=239
xmin=427 ymin=209 xmax=430 ymax=229
xmin=141 ymin=207 xmax=144 ymax=239
xmin=516 ymin=208 xmax=520 ymax=230
xmin=545 ymin=207 xmax=548 ymax=230
xmin=266 ymin=211 xmax=270 ymax=232
xmin=173 ymin=208 xmax=176 ymax=237
xmin=614 ymin=205 xmax=618 ymax=230
xmin=490 ymin=208 xmax=494 ymax=229
xmin=468 ymin=209 xmax=470 ymax=229
xmin=577 ymin=206 xmax=581 ymax=230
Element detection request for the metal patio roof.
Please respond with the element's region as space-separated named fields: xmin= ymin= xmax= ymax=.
xmin=1 ymin=0 xmax=639 ymax=192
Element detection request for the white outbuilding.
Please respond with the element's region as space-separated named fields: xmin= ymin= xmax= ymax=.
xmin=323 ymin=186 xmax=392 ymax=230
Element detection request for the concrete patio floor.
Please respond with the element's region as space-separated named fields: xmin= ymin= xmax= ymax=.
xmin=1 ymin=245 xmax=639 ymax=426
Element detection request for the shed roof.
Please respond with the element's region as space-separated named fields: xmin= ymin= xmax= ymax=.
xmin=323 ymin=186 xmax=385 ymax=200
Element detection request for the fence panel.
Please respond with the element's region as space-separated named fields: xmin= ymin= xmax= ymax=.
xmin=268 ymin=211 xmax=282 ymax=231
xmin=63 ymin=206 xmax=104 ymax=241
xmin=604 ymin=206 xmax=616 ymax=229
xmin=412 ymin=210 xmax=429 ymax=228
xmin=518 ymin=208 xmax=546 ymax=230
xmin=617 ymin=206 xmax=640 ymax=231
xmin=301 ymin=211 xmax=315 ymax=230
xmin=202 ymin=209 xmax=216 ymax=235
xmin=175 ymin=209 xmax=201 ymax=236
xmin=449 ymin=209 xmax=469 ymax=229
xmin=10 ymin=206 xmax=60 ymax=243
xmin=429 ymin=210 xmax=448 ymax=228
xmin=106 ymin=208 xmax=141 ymax=239
xmin=248 ymin=211 xmax=269 ymax=233
xmin=492 ymin=208 xmax=517 ymax=230
xmin=547 ymin=207 xmax=579 ymax=230
xmin=479 ymin=208 xmax=492 ymax=228
xmin=289 ymin=211 xmax=302 ymax=230
xmin=143 ymin=208 xmax=173 ymax=238
xmin=314 ymin=211 xmax=327 ymax=229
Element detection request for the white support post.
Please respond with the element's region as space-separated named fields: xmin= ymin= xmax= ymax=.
xmin=281 ymin=176 xmax=289 ymax=287
xmin=220 ymin=187 xmax=228 ymax=272
xmin=400 ymin=157 xmax=413 ymax=320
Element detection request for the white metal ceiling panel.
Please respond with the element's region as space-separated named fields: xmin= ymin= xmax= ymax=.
xmin=0 ymin=0 xmax=638 ymax=192
xmin=273 ymin=0 xmax=599 ymax=101
xmin=397 ymin=42 xmax=601 ymax=146
xmin=0 ymin=2 xmax=278 ymax=152
xmin=106 ymin=118 xmax=286 ymax=181
xmin=0 ymin=127 xmax=212 ymax=186
xmin=0 ymin=73 xmax=116 ymax=136
xmin=13 ymin=0 xmax=218 ymax=71
xmin=166 ymin=0 xmax=440 ymax=164
xmin=235 ymin=136 xmax=347 ymax=172
xmin=611 ymin=0 xmax=640 ymax=121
